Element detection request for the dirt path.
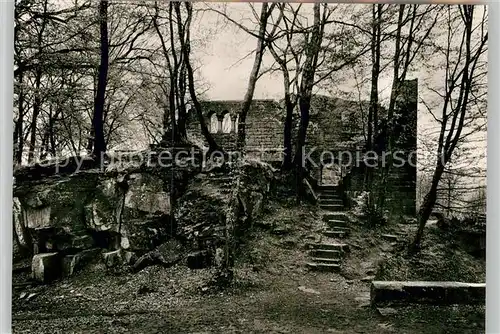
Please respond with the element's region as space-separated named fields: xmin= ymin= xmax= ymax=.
xmin=12 ymin=257 xmax=484 ymax=334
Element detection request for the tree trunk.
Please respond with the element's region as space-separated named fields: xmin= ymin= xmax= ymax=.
xmin=173 ymin=2 xmax=188 ymax=143
xmin=91 ymin=0 xmax=109 ymax=159
xmin=364 ymin=4 xmax=382 ymax=190
xmin=377 ymin=5 xmax=405 ymax=209
xmin=294 ymin=96 xmax=312 ymax=201
xmin=412 ymin=162 xmax=445 ymax=250
xmin=292 ymin=3 xmax=323 ymax=200
xmin=14 ymin=71 xmax=25 ymax=164
xmin=27 ymin=0 xmax=48 ymax=164
xmin=27 ymin=69 xmax=42 ymax=163
xmin=180 ymin=2 xmax=221 ymax=153
xmin=282 ymin=94 xmax=294 ymax=170
xmin=236 ymin=3 xmax=270 ymax=151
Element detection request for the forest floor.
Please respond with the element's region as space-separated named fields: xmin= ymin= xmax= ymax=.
xmin=12 ymin=200 xmax=485 ymax=333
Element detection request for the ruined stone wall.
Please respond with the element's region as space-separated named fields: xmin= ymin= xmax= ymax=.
xmin=386 ymin=79 xmax=418 ymax=215
xmin=245 ymin=101 xmax=283 ymax=161
xmin=186 ymin=100 xmax=284 ymax=161
xmin=187 ymin=97 xmax=371 ymax=165
xmin=343 ymin=79 xmax=418 ymax=216
xmin=306 ymin=96 xmax=367 ymax=151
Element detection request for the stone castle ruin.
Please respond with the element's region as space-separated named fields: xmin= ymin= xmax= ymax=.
xmin=187 ymin=79 xmax=418 ymax=215
xmin=12 ymin=79 xmax=417 ymax=283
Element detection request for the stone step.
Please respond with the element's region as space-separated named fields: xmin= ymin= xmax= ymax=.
xmin=306 ymin=242 xmax=349 ymax=252
xmin=319 ymin=187 xmax=341 ymax=192
xmin=323 ymin=213 xmax=349 ymax=222
xmin=326 ymin=219 xmax=349 ymax=228
xmin=329 ymin=226 xmax=350 ymax=232
xmin=319 ymin=199 xmax=343 ymax=206
xmin=381 ymin=234 xmax=399 ymax=242
xmin=318 ymin=194 xmax=342 ymax=200
xmin=309 ymin=249 xmax=343 ymax=259
xmin=320 ymin=204 xmax=345 ymax=211
xmin=319 ymin=192 xmax=342 ymax=199
xmin=323 ymin=230 xmax=348 ymax=238
xmin=310 ymin=257 xmax=341 ymax=265
xmin=306 ymin=262 xmax=341 ymax=272
xmin=318 ymin=185 xmax=340 ymax=191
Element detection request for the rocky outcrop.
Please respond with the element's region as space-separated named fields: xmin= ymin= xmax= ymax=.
xmin=174 ymin=159 xmax=273 ymax=270
xmin=13 ymin=147 xmax=201 ymax=282
xmin=13 ymin=150 xmax=273 ymax=283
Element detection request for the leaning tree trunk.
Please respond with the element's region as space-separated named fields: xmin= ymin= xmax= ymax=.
xmin=236 ymin=2 xmax=270 ymax=151
xmin=179 ymin=3 xmax=221 ymax=154
xmin=412 ymin=162 xmax=445 ymax=250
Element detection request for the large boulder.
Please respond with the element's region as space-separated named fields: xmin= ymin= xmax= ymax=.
xmin=175 ymin=181 xmax=228 ymax=247
xmin=119 ymin=173 xmax=173 ymax=254
xmin=13 ymin=197 xmax=32 ymax=255
xmin=15 ymin=172 xmax=100 ymax=254
xmin=13 ymin=147 xmax=209 ymax=277
xmin=123 ymin=173 xmax=171 ymax=218
xmin=84 ymin=177 xmax=124 ymax=234
xmin=174 ymin=159 xmax=272 ymax=272
xmin=236 ymin=160 xmax=273 ymax=227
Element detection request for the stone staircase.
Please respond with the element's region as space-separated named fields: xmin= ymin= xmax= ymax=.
xmin=207 ymin=162 xmax=238 ymax=199
xmin=306 ymin=185 xmax=350 ymax=272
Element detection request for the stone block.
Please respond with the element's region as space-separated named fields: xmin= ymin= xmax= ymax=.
xmin=370 ymin=281 xmax=485 ymax=306
xmin=32 ymin=252 xmax=61 ymax=283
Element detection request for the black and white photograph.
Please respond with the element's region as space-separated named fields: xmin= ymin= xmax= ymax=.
xmin=10 ymin=1 xmax=487 ymax=333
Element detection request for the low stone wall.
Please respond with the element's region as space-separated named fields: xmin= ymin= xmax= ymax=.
xmin=370 ymin=281 xmax=485 ymax=306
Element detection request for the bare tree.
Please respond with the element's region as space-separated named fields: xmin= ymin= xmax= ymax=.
xmin=177 ymin=2 xmax=221 ymax=153
xmin=376 ymin=4 xmax=440 ymax=209
xmin=412 ymin=5 xmax=487 ymax=250
xmin=235 ymin=3 xmax=276 ymax=151
xmin=266 ymin=4 xmax=303 ymax=170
